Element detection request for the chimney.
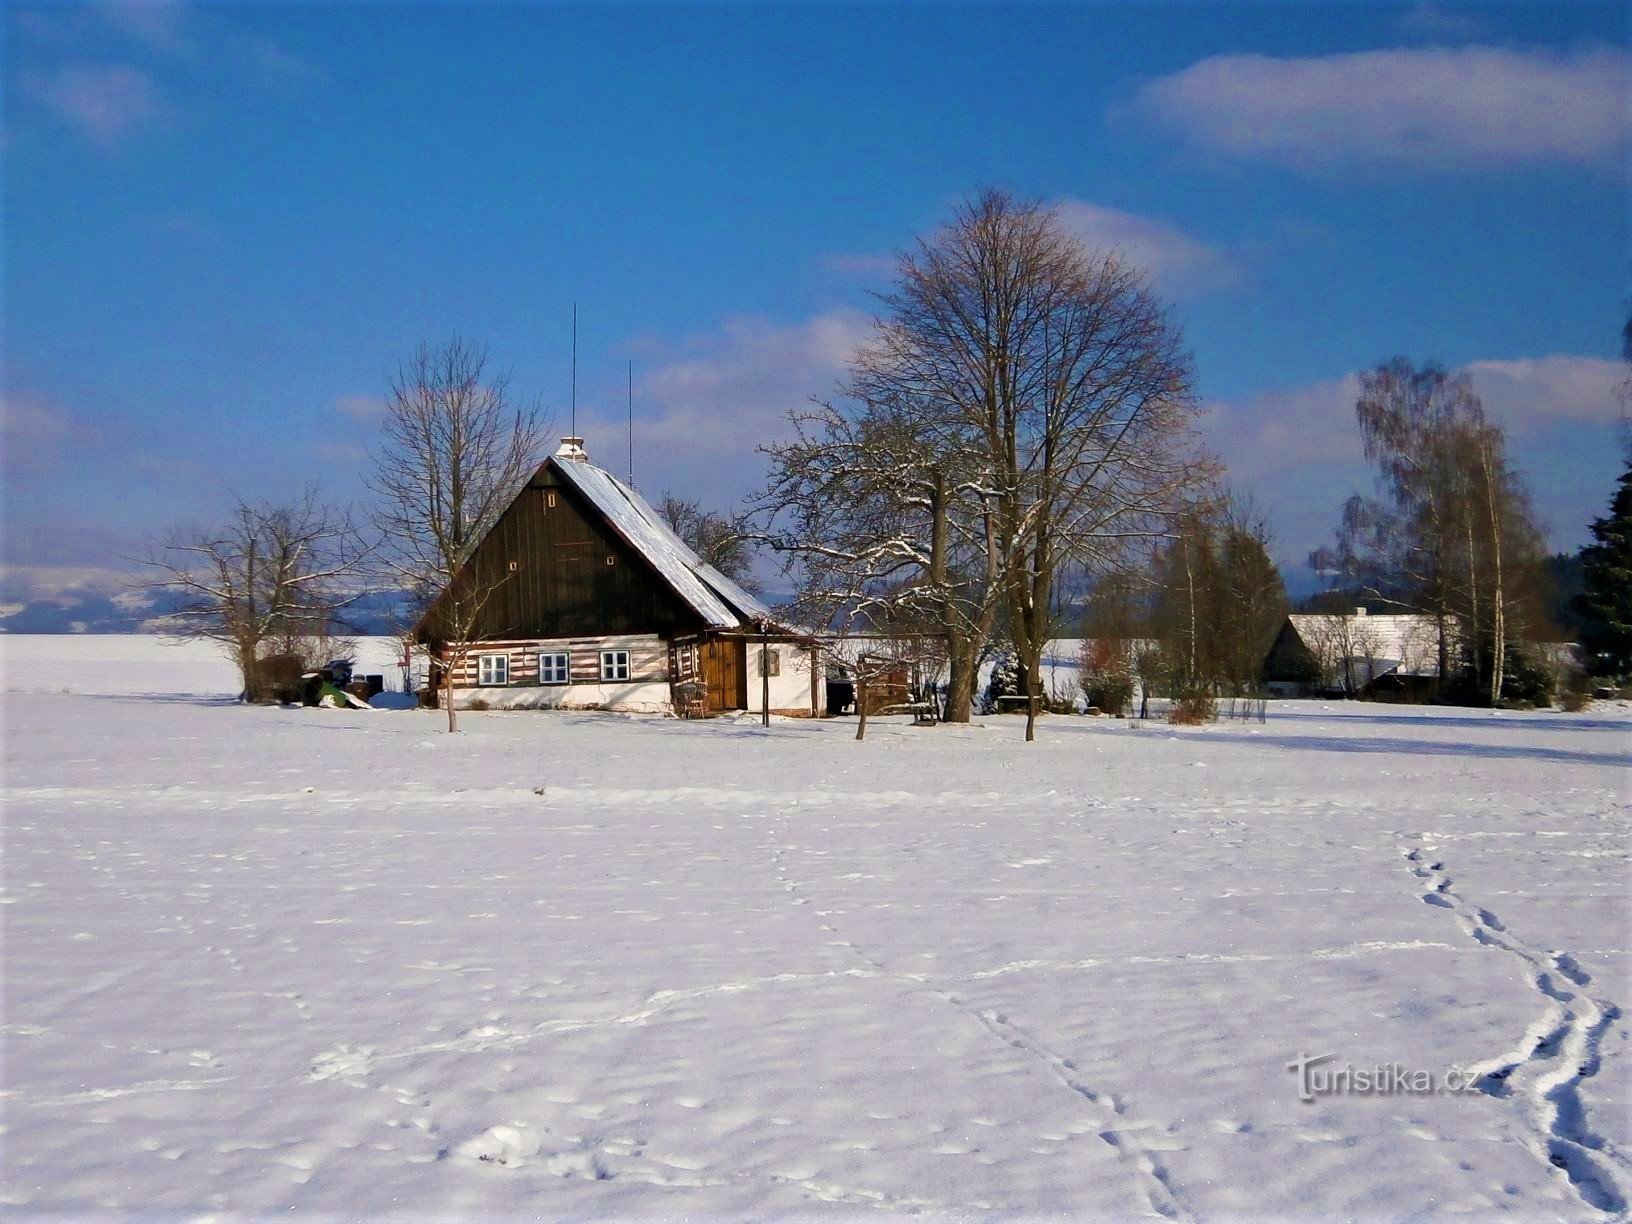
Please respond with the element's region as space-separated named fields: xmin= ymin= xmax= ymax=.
xmin=1354 ymin=607 xmax=1367 ymax=617
xmin=555 ymin=436 xmax=588 ymax=462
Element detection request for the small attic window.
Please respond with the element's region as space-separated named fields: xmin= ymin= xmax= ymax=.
xmin=605 ymin=555 xmax=616 ymax=567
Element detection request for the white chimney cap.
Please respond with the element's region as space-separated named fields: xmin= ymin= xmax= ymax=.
xmin=1354 ymin=606 xmax=1367 ymax=617
xmin=555 ymin=436 xmax=589 ymax=461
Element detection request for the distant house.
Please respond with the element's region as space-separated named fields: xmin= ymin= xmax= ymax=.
xmin=1262 ymin=608 xmax=1445 ymax=701
xmin=415 ymin=438 xmax=822 ymax=716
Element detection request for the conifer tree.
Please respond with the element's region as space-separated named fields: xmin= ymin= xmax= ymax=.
xmin=1578 ymin=458 xmax=1632 ymax=678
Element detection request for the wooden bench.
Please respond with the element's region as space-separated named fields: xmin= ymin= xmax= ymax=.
xmin=878 ymin=701 xmax=938 ymax=726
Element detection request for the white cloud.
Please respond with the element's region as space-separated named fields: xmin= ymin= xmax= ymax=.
xmin=1206 ymin=352 xmax=1628 ymax=567
xmin=1 ymin=387 xmax=82 ymax=473
xmin=1050 ymin=199 xmax=1239 ymax=296
xmin=573 ymin=310 xmax=871 ymax=503
xmin=1463 ymin=355 xmax=1626 ymax=430
xmin=1206 ymin=374 xmax=1366 ymax=480
xmin=1210 ymin=353 xmax=1626 ymax=482
xmin=24 ymin=64 xmax=165 ymax=146
xmin=1131 ymin=46 xmax=1628 ymax=172
xmin=334 ymin=394 xmax=387 ymax=422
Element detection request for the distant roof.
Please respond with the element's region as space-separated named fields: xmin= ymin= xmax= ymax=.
xmin=550 ymin=452 xmax=772 ymax=631
xmin=1285 ymin=612 xmax=1443 ymax=677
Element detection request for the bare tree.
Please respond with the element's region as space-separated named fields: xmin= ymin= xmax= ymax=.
xmin=656 ymin=493 xmax=754 ymax=585
xmin=758 ymin=403 xmax=999 ymax=723
xmin=758 ymin=191 xmax=1205 ymax=739
xmin=368 ymin=336 xmax=548 ymax=731
xmin=146 ymin=489 xmax=369 ymax=699
xmin=1318 ymin=359 xmax=1544 ymax=704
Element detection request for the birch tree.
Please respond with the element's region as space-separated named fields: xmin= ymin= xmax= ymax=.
xmin=1317 ymin=358 xmax=1544 ymax=703
xmin=368 ymin=336 xmax=548 ymax=731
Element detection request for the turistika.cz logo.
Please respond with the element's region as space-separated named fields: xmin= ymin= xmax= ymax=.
xmin=1287 ymin=1052 xmax=1485 ymax=1102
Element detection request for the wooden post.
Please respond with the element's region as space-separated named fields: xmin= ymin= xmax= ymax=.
xmin=760 ymin=620 xmax=770 ymax=728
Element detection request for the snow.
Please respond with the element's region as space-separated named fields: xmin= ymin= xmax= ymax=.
xmin=2 ymin=635 xmax=1630 ymax=1219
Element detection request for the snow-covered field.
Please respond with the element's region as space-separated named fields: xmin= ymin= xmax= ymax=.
xmin=3 ymin=636 xmax=1629 ymax=1221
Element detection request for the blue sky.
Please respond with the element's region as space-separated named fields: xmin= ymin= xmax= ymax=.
xmin=4 ymin=0 xmax=1628 ymax=596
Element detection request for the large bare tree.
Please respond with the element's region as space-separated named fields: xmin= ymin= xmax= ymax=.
xmin=369 ymin=336 xmax=548 ymax=731
xmin=758 ymin=191 xmax=1205 ymax=738
xmin=146 ymin=488 xmax=370 ymax=699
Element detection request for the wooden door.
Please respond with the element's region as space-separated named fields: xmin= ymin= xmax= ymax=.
xmin=700 ymin=639 xmax=746 ymax=711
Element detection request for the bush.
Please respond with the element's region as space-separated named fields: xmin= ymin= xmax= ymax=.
xmin=1557 ymin=668 xmax=1593 ymax=712
xmin=1168 ymin=689 xmax=1216 ymax=725
xmin=1082 ymin=674 xmax=1134 ymax=716
xmin=465 ymin=698 xmax=490 ymax=712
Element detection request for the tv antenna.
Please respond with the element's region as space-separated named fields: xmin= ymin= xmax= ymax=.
xmin=570 ymin=303 xmax=577 ymax=438
xmin=627 ymin=360 xmax=634 ymax=486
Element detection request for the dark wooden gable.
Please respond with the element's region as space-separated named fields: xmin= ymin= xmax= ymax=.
xmin=421 ymin=461 xmax=710 ymax=643
xmin=1261 ymin=618 xmax=1319 ymax=684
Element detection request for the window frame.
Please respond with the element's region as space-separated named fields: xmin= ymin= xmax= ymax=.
xmin=536 ymin=650 xmax=571 ymax=686
xmin=599 ymin=648 xmax=631 ymax=682
xmin=476 ymin=653 xmax=509 ymax=686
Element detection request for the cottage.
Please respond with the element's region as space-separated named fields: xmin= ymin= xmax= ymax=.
xmin=415 ymin=438 xmax=822 ymax=716
xmin=1262 ymin=608 xmax=1445 ymax=701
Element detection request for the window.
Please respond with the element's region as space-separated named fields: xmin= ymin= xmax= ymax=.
xmin=537 ymin=651 xmax=570 ymax=685
xmin=477 ymin=654 xmax=508 ymax=686
xmin=600 ymin=649 xmax=631 ymax=681
xmin=757 ymin=647 xmax=781 ymax=677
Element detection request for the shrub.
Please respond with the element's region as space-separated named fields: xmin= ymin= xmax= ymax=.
xmin=1558 ymin=668 xmax=1593 ymax=713
xmin=1168 ymin=689 xmax=1216 ymax=725
xmin=1083 ymin=674 xmax=1134 ymax=716
xmin=465 ymin=698 xmax=490 ymax=712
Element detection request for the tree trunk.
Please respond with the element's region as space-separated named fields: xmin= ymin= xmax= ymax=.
xmin=238 ymin=644 xmax=260 ymax=703
xmin=1483 ymin=442 xmax=1507 ymax=706
xmin=855 ymin=671 xmax=868 ymax=741
xmin=443 ymin=657 xmax=458 ymax=733
xmin=944 ymin=635 xmax=977 ymax=723
xmin=1024 ymin=662 xmax=1041 ymax=742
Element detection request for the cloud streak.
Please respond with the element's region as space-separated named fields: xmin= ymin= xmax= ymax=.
xmin=1131 ymin=46 xmax=1628 ymax=172
xmin=24 ymin=64 xmax=165 ymax=146
xmin=1051 ymin=199 xmax=1240 ymax=296
xmin=573 ymin=310 xmax=871 ymax=503
xmin=1206 ymin=353 xmax=1626 ymax=566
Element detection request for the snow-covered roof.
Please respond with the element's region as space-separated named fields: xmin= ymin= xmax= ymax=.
xmin=1286 ymin=612 xmax=1443 ymax=677
xmin=550 ymin=453 xmax=769 ymax=631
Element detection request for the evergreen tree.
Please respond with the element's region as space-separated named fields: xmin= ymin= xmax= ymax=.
xmin=982 ymin=649 xmax=1022 ymax=714
xmin=1577 ymin=458 xmax=1632 ymax=677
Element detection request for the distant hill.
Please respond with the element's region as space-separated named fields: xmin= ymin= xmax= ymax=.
xmin=0 ymin=570 xmax=411 ymax=636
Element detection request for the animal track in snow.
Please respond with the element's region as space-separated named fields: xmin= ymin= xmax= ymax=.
xmin=1400 ymin=836 xmax=1630 ymax=1215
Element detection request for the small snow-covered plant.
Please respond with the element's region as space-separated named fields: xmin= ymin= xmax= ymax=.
xmin=465 ymin=698 xmax=490 ymax=712
xmin=982 ymin=650 xmax=1021 ymax=714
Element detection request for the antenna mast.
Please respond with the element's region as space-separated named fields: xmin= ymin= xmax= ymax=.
xmin=627 ymin=360 xmax=634 ymax=486
xmin=570 ymin=303 xmax=577 ymax=438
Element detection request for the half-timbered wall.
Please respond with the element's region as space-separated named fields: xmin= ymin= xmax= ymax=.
xmin=446 ymin=633 xmax=671 ymax=712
